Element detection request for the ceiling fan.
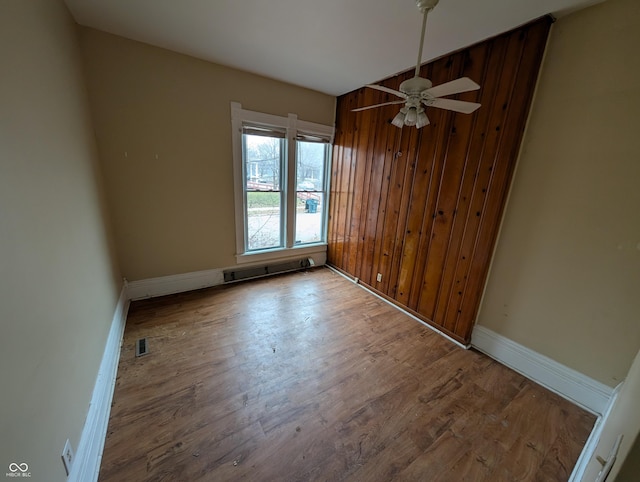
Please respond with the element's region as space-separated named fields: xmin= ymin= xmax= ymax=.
xmin=353 ymin=0 xmax=481 ymax=128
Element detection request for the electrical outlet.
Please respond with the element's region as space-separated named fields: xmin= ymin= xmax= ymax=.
xmin=376 ymin=273 xmax=382 ymax=282
xmin=61 ymin=439 xmax=74 ymax=476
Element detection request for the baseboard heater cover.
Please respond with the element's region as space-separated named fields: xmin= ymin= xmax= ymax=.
xmin=223 ymin=257 xmax=313 ymax=283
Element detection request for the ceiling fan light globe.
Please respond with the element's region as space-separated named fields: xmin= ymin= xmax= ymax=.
xmin=416 ymin=111 xmax=429 ymax=128
xmin=391 ymin=111 xmax=406 ymax=128
xmin=405 ymin=108 xmax=418 ymax=126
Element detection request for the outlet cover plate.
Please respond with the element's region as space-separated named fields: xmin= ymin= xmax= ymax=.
xmin=62 ymin=438 xmax=74 ymax=476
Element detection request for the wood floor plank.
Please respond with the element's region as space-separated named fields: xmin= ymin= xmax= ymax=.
xmin=98 ymin=267 xmax=595 ymax=481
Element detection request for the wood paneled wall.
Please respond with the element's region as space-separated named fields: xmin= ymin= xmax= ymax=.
xmin=327 ymin=17 xmax=552 ymax=344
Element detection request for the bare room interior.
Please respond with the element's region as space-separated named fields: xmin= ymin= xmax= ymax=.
xmin=1 ymin=0 xmax=638 ymax=481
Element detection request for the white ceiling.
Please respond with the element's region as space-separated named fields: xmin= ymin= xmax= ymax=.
xmin=64 ymin=0 xmax=603 ymax=96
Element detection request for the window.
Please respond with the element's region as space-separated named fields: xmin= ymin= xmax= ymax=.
xmin=243 ymin=127 xmax=285 ymax=251
xmin=295 ymin=138 xmax=329 ymax=245
xmin=231 ymin=103 xmax=334 ymax=263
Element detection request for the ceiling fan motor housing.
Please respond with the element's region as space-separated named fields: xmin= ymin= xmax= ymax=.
xmin=399 ymin=76 xmax=432 ymax=95
xmin=416 ymin=0 xmax=439 ymax=12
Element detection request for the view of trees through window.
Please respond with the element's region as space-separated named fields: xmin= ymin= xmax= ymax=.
xmin=243 ymin=134 xmax=327 ymax=250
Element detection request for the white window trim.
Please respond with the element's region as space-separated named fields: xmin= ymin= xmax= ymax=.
xmin=231 ymin=102 xmax=334 ymax=264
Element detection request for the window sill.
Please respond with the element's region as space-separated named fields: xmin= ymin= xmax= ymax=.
xmin=235 ymin=243 xmax=327 ymax=265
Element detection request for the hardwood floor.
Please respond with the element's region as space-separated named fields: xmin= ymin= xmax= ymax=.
xmin=98 ymin=267 xmax=595 ymax=481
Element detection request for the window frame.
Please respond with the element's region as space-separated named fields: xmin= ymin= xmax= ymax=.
xmin=231 ymin=102 xmax=334 ymax=264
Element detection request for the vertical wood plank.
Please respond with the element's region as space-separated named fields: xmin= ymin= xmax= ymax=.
xmin=371 ymin=108 xmax=401 ymax=291
xmin=387 ymin=124 xmax=420 ymax=299
xmin=415 ymin=53 xmax=472 ymax=319
xmin=451 ymin=20 xmax=552 ymax=338
xmin=353 ymin=102 xmax=381 ymax=280
xmin=346 ymin=89 xmax=373 ymax=275
xmin=327 ymin=95 xmax=348 ymax=265
xmin=360 ymin=97 xmax=395 ymax=285
xmin=440 ymin=30 xmax=527 ymax=335
xmin=431 ymin=44 xmax=489 ymax=328
xmin=340 ymin=93 xmax=358 ymax=270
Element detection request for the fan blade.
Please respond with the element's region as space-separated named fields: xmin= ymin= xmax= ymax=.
xmin=427 ymin=98 xmax=481 ymax=114
xmin=352 ymin=100 xmax=406 ymax=112
xmin=424 ymin=77 xmax=480 ymax=98
xmin=365 ymin=84 xmax=407 ymax=99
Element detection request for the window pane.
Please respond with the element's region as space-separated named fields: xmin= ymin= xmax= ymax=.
xmin=244 ymin=134 xmax=282 ymax=191
xmin=295 ymin=193 xmax=324 ymax=244
xmin=246 ymin=191 xmax=282 ymax=250
xmin=296 ymin=141 xmax=326 ymax=191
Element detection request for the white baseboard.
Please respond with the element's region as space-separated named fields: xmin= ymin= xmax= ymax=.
xmin=569 ymin=382 xmax=622 ymax=482
xmin=69 ymin=283 xmax=129 ymax=482
xmin=471 ymin=325 xmax=613 ymax=415
xmin=126 ymin=253 xmax=327 ymax=301
xmin=126 ymin=268 xmax=225 ymax=300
